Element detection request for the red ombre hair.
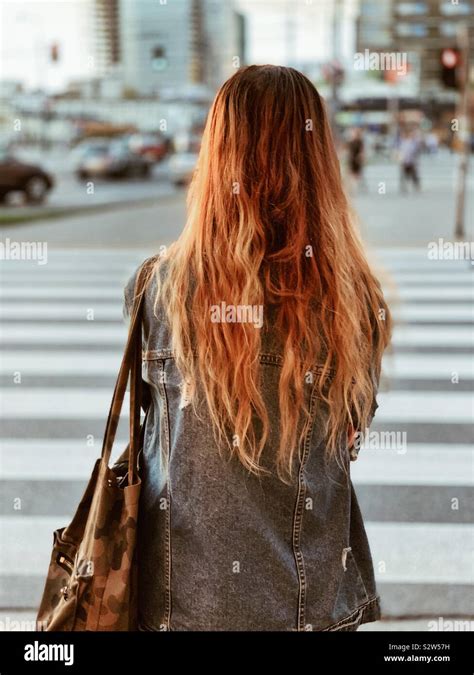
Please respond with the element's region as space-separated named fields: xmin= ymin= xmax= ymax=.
xmin=155 ymin=65 xmax=391 ymax=480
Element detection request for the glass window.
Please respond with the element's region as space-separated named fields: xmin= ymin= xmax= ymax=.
xmin=396 ymin=2 xmax=427 ymax=15
xmin=440 ymin=21 xmax=460 ymax=36
xmin=396 ymin=22 xmax=428 ymax=37
xmin=360 ymin=28 xmax=392 ymax=45
xmin=360 ymin=0 xmax=391 ymax=17
xmin=440 ymin=2 xmax=471 ymax=15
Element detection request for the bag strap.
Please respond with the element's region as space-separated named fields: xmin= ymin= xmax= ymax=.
xmin=101 ymin=258 xmax=156 ymax=472
xmin=128 ymin=299 xmax=144 ymax=485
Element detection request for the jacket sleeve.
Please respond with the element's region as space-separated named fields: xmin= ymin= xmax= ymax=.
xmin=349 ymin=324 xmax=382 ymax=461
xmin=123 ymin=254 xmax=159 ymax=320
xmin=123 ymin=268 xmax=140 ymax=321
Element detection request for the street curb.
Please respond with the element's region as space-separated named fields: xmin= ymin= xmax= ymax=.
xmin=0 ymin=192 xmax=180 ymax=226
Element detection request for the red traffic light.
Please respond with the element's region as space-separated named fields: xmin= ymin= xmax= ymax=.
xmin=440 ymin=48 xmax=460 ymax=89
xmin=441 ymin=48 xmax=458 ymax=69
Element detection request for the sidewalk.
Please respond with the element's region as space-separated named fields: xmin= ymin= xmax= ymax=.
xmin=351 ymin=153 xmax=473 ymax=247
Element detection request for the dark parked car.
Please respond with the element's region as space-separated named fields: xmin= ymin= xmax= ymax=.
xmin=0 ymin=150 xmax=54 ymax=204
xmin=74 ymin=139 xmax=151 ymax=180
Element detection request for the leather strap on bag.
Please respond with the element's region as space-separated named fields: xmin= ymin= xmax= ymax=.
xmin=100 ymin=258 xmax=156 ymax=479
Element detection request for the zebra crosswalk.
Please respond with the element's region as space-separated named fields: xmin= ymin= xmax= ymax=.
xmin=0 ymin=248 xmax=472 ymax=620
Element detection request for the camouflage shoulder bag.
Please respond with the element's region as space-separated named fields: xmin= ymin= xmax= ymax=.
xmin=36 ymin=259 xmax=154 ymax=631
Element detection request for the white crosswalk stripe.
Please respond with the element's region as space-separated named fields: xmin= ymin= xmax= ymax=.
xmin=0 ymin=248 xmax=472 ymax=618
xmin=1 ymin=351 xmax=473 ymax=379
xmin=0 ymin=324 xmax=127 ymax=344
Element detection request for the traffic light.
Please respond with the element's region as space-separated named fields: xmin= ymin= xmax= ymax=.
xmin=440 ymin=48 xmax=460 ymax=89
xmin=50 ymin=43 xmax=60 ymax=63
xmin=151 ymin=46 xmax=167 ymax=71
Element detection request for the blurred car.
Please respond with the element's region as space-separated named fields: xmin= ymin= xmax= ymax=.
xmin=168 ymin=152 xmax=198 ymax=186
xmin=127 ymin=133 xmax=169 ymax=163
xmin=0 ymin=149 xmax=54 ymax=204
xmin=71 ymin=120 xmax=137 ymax=147
xmin=74 ymin=139 xmax=151 ymax=180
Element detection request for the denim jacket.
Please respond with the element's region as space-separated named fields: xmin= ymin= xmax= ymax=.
xmin=124 ymin=260 xmax=381 ymax=632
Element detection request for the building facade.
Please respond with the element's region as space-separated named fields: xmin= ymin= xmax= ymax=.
xmin=93 ymin=0 xmax=121 ymax=77
xmin=117 ymin=0 xmax=245 ymax=97
xmin=356 ymin=0 xmax=474 ymax=94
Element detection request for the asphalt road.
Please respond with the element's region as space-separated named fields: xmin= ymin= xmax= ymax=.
xmin=1 ymin=151 xmax=472 ymax=247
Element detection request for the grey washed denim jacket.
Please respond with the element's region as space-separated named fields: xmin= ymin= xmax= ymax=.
xmin=124 ymin=259 xmax=381 ymax=632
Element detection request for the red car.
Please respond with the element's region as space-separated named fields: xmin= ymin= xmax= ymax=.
xmin=127 ymin=133 xmax=169 ymax=163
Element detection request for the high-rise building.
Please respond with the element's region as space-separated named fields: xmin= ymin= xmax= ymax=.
xmin=93 ymin=0 xmax=121 ymax=77
xmin=117 ymin=0 xmax=245 ymax=97
xmin=356 ymin=0 xmax=393 ymax=51
xmin=356 ymin=0 xmax=474 ymax=93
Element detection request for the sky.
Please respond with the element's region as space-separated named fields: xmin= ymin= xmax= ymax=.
xmin=0 ymin=0 xmax=357 ymax=92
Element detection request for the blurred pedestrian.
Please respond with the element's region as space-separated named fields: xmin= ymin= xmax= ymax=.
xmin=346 ymin=127 xmax=366 ymax=193
xmin=426 ymin=131 xmax=439 ymax=155
xmin=398 ymin=129 xmax=422 ymax=193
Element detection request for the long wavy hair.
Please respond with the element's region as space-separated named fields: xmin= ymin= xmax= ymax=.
xmin=155 ymin=65 xmax=391 ymax=480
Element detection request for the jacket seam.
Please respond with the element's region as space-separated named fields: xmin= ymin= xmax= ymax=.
xmin=157 ymin=359 xmax=172 ymax=630
xmin=322 ymin=595 xmax=379 ymax=631
xmin=291 ymin=381 xmax=319 ymax=631
xmin=143 ymin=349 xmax=336 ymax=380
